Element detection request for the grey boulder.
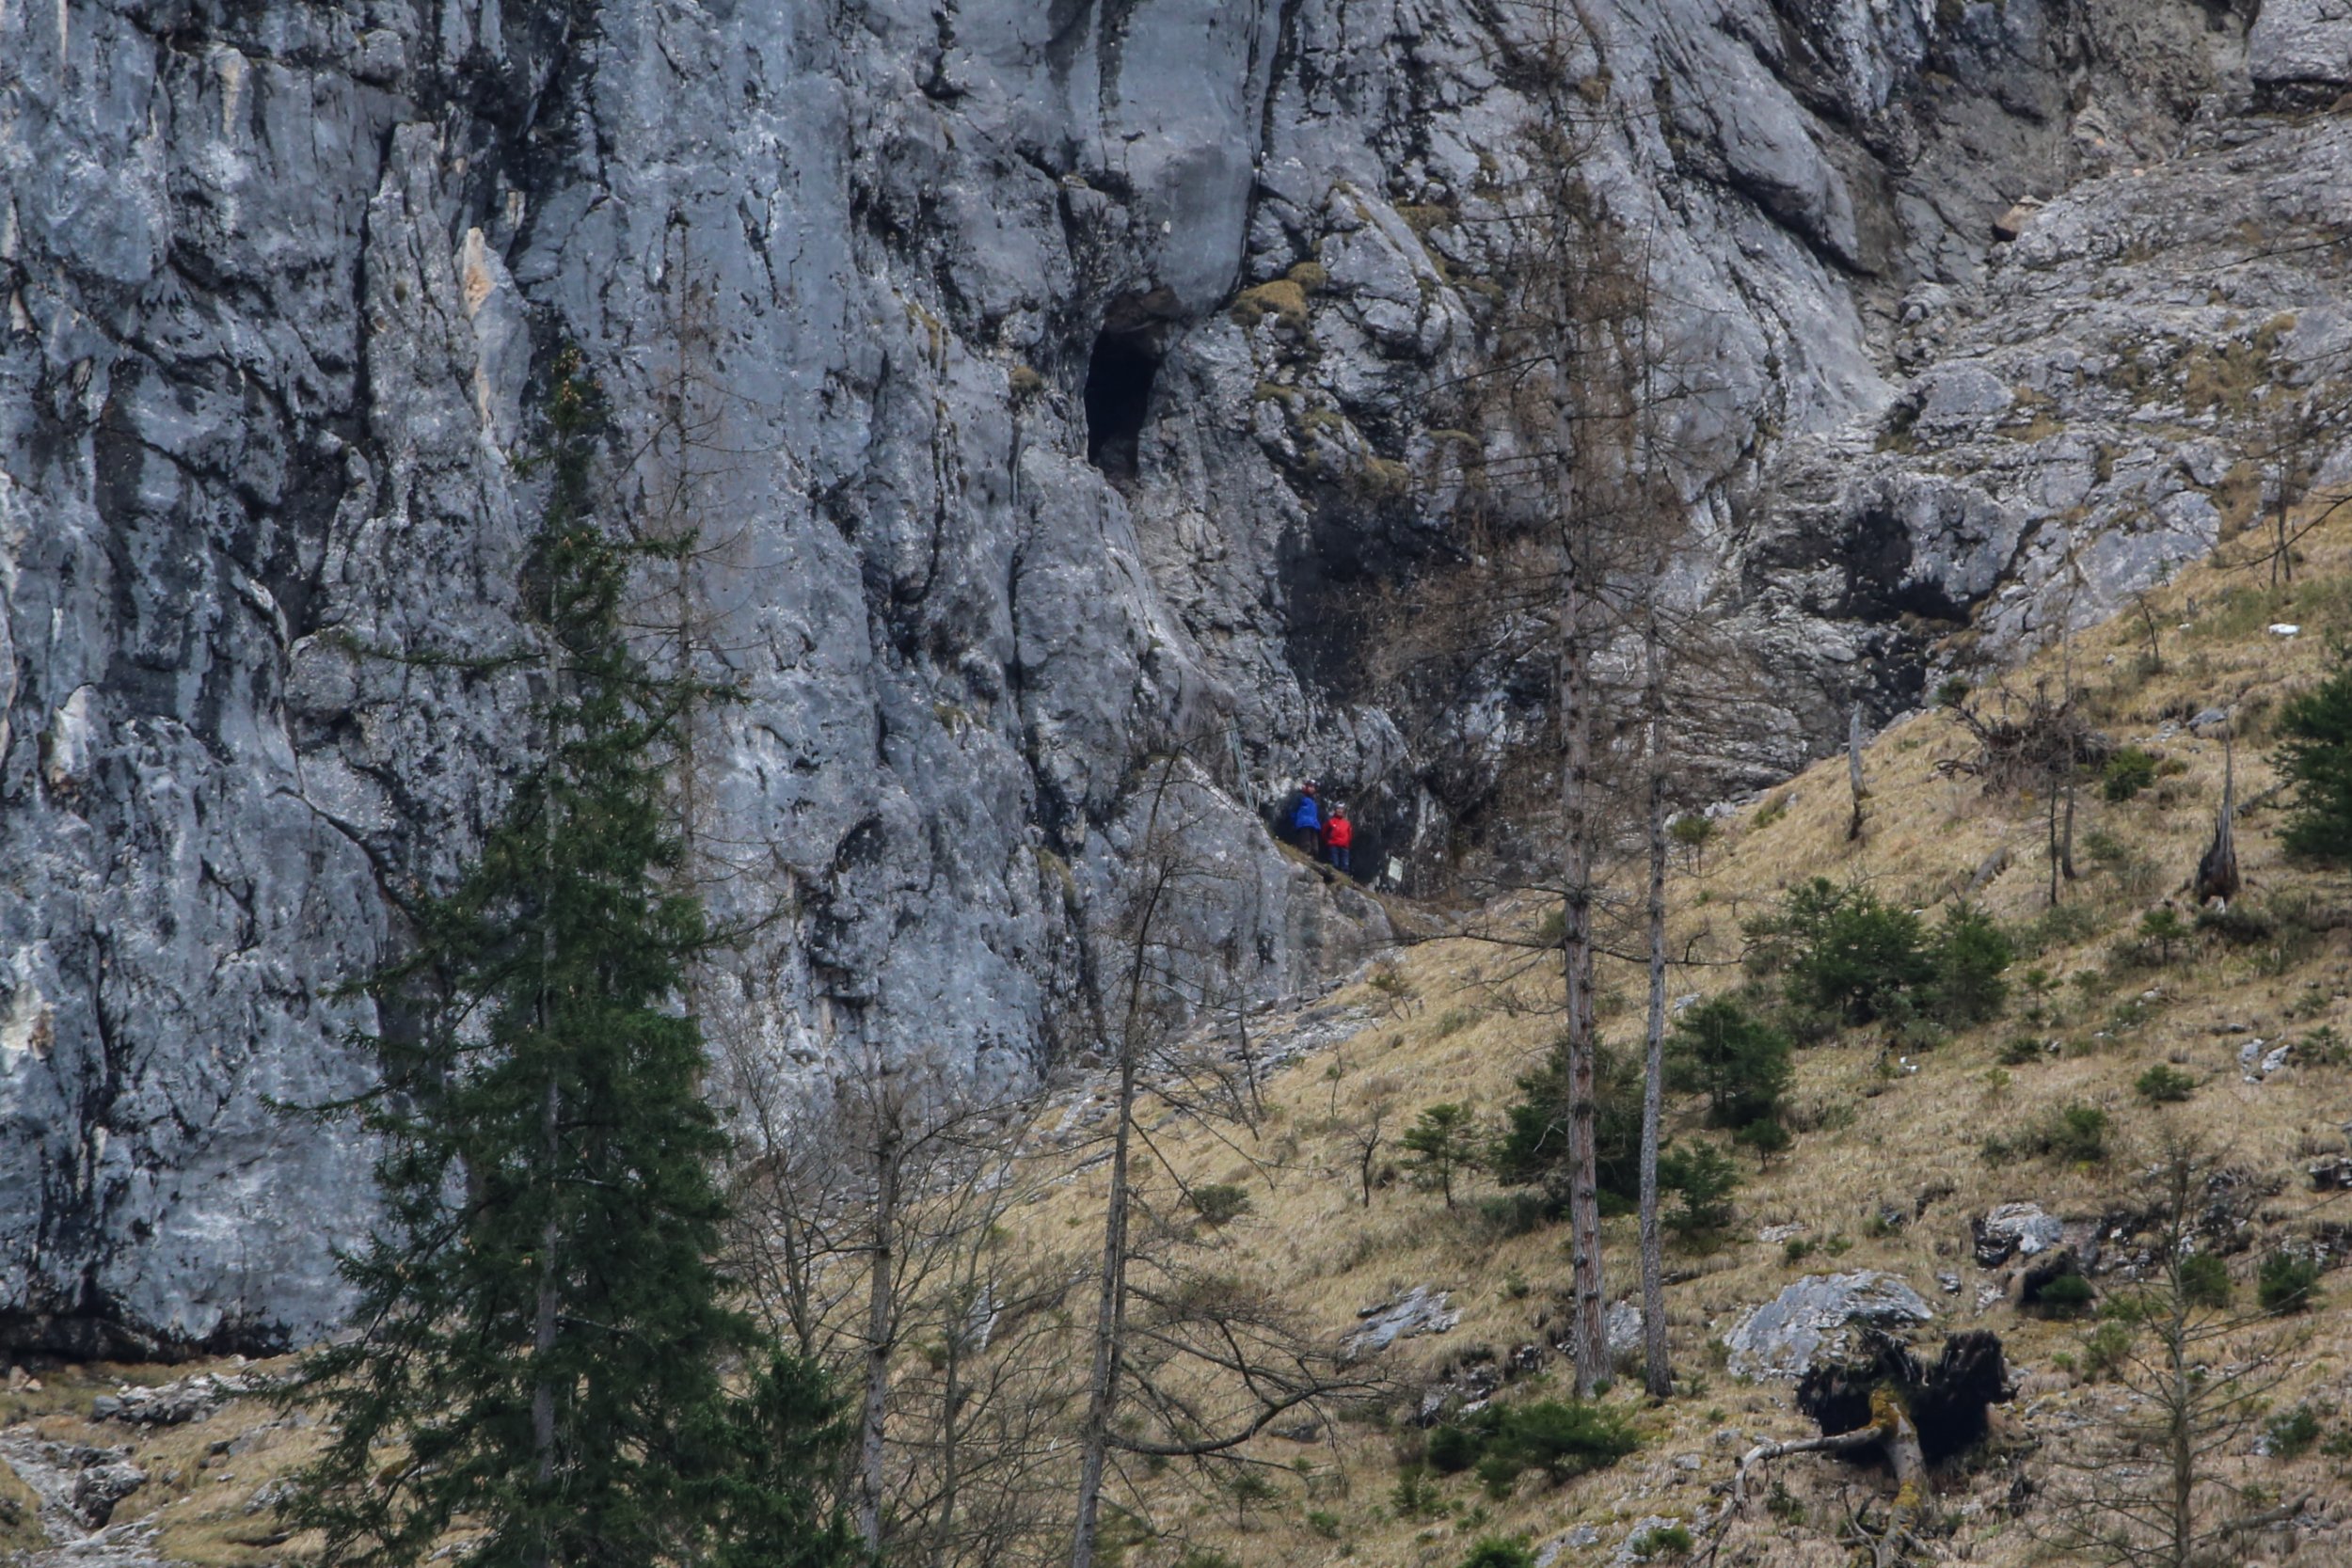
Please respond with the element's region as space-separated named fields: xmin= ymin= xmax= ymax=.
xmin=2250 ymin=0 xmax=2352 ymax=101
xmin=1724 ymin=1271 xmax=1935 ymax=1381
xmin=1973 ymin=1201 xmax=2066 ymax=1267
xmin=1346 ymin=1285 xmax=1460 ymax=1362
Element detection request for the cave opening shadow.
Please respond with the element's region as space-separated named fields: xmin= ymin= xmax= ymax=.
xmin=1084 ymin=331 xmax=1162 ymax=479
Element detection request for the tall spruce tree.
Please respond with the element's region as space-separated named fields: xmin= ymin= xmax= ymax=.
xmin=283 ymin=356 xmax=854 ymax=1568
xmin=2275 ymin=641 xmax=2352 ymax=861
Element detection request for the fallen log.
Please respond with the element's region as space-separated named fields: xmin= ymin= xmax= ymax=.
xmin=1733 ymin=1386 xmax=1926 ymax=1515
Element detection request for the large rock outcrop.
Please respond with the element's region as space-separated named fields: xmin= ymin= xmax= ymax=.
xmin=1 ymin=0 xmax=2344 ymax=1354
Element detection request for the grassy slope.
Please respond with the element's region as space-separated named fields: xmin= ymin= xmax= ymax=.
xmin=1022 ymin=517 xmax=2352 ymax=1567
xmin=8 ymin=527 xmax=2352 ymax=1568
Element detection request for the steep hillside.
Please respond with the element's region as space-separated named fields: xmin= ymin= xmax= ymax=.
xmin=991 ymin=517 xmax=2352 ymax=1567
xmin=11 ymin=516 xmax=2352 ymax=1567
xmin=13 ymin=0 xmax=2352 ymax=1359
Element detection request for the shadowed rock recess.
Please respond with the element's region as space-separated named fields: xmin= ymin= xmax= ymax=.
xmin=2 ymin=1 xmax=2347 ymax=1354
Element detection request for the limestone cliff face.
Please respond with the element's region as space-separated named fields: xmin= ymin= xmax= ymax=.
xmin=2 ymin=0 xmax=2346 ymax=1355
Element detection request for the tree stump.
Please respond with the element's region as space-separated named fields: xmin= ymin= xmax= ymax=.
xmin=1732 ymin=1328 xmax=2011 ymax=1545
xmin=1795 ymin=1328 xmax=2011 ymax=1465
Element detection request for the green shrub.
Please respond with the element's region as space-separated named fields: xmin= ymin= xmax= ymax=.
xmin=1472 ymin=1452 xmax=1519 ymax=1498
xmin=1629 ymin=1523 xmax=1693 ymax=1559
xmin=2135 ymin=1064 xmax=2197 ymax=1103
xmin=2137 ymin=907 xmax=2193 ymax=964
xmin=1486 ymin=1400 xmax=1639 ymax=1486
xmin=1426 ymin=1423 xmax=1484 ymax=1474
xmin=1774 ymin=1000 xmax=1844 ymax=1047
xmin=2023 ymin=900 xmax=2106 ymax=955
xmin=1782 ymin=1236 xmax=1817 ymax=1266
xmin=1305 ymin=1510 xmax=1343 ymax=1540
xmin=2045 ymin=1102 xmax=2112 ymax=1163
xmin=1751 ymin=879 xmax=1934 ymax=1026
xmin=2178 ymin=1252 xmax=2233 ymax=1307
xmin=2258 ymin=1253 xmax=2323 ymax=1314
xmin=2266 ymin=1405 xmax=2324 ymax=1460
xmin=2194 ymin=901 xmax=2274 ymax=944
xmin=2037 ymin=1273 xmax=2095 ymax=1317
xmin=1659 ymin=1143 xmax=1740 ymax=1236
xmin=1999 ymin=1036 xmax=2047 ymax=1067
xmin=1493 ymin=1041 xmax=1645 ymax=1216
xmin=1456 ymin=1540 xmax=1537 ymax=1568
xmin=1391 ymin=1465 xmax=1446 ymax=1519
xmin=2274 ymin=641 xmax=2352 ymax=860
xmin=1666 ymin=998 xmax=1793 ymax=1128
xmin=1984 ymin=1101 xmax=2110 ymax=1164
xmin=2102 ymin=746 xmax=2159 ymax=801
xmin=1733 ymin=1117 xmax=1791 ymax=1166
xmin=1930 ymin=903 xmax=2014 ymax=1024
xmin=1424 ymin=1398 xmax=1638 ymax=1497
xmin=1189 ymin=1182 xmax=1252 ymax=1226
xmin=1669 ymin=815 xmax=1717 ymax=868
xmin=1368 ymin=961 xmax=1419 ymax=1008
xmin=1226 ymin=1470 xmax=1279 ymax=1517
xmin=1401 ymin=1102 xmax=1485 ymax=1209
xmin=2082 ymin=1321 xmax=2133 ymax=1380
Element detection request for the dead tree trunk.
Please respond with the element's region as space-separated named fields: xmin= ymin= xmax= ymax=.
xmin=1638 ymin=614 xmax=1671 ymax=1397
xmin=2196 ymin=730 xmax=2242 ymax=907
xmin=1069 ymin=765 xmax=1181 ymax=1568
xmin=1732 ymin=1419 xmax=1914 ymax=1513
xmin=2047 ymin=772 xmax=2064 ymax=907
xmin=1724 ymin=1329 xmax=2010 ymax=1566
xmin=856 ymin=1111 xmax=903 ymax=1550
xmin=1070 ymin=988 xmax=1138 ymax=1568
xmin=1732 ymin=1388 xmax=1929 ymax=1566
xmin=1558 ymin=559 xmax=1606 ymax=1397
xmin=1846 ymin=702 xmax=1867 ymax=842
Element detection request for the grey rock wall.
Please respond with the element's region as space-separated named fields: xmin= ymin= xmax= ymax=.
xmin=1 ymin=0 xmax=2343 ymax=1354
xmin=2252 ymin=0 xmax=2352 ymax=103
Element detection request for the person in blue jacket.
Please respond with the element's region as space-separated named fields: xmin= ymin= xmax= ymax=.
xmin=1290 ymin=780 xmax=1323 ymax=856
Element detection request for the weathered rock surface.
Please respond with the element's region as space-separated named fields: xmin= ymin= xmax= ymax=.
xmin=89 ymin=1370 xmax=258 ymax=1428
xmin=1759 ymin=114 xmax=2352 ymax=702
xmin=2252 ymin=0 xmax=2352 ymax=102
xmin=0 ymin=1430 xmax=167 ymax=1568
xmin=1973 ymin=1202 xmax=2065 ymax=1267
xmin=1347 ymin=1285 xmax=1460 ymax=1362
xmin=3 ymin=0 xmax=2347 ymax=1356
xmin=1725 ymin=1271 xmax=1936 ymax=1381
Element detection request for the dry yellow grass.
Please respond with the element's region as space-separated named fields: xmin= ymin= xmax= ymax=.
xmin=0 ymin=1461 xmax=42 ymax=1557
xmin=1007 ymin=515 xmax=2352 ymax=1567
xmin=9 ymin=524 xmax=2352 ymax=1568
xmin=0 ymin=1358 xmax=322 ymax=1566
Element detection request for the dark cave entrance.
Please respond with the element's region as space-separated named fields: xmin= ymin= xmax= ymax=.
xmin=1084 ymin=330 xmax=1161 ymax=479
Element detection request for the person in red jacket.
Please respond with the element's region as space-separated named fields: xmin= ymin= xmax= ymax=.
xmin=1324 ymin=803 xmax=1354 ymax=874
